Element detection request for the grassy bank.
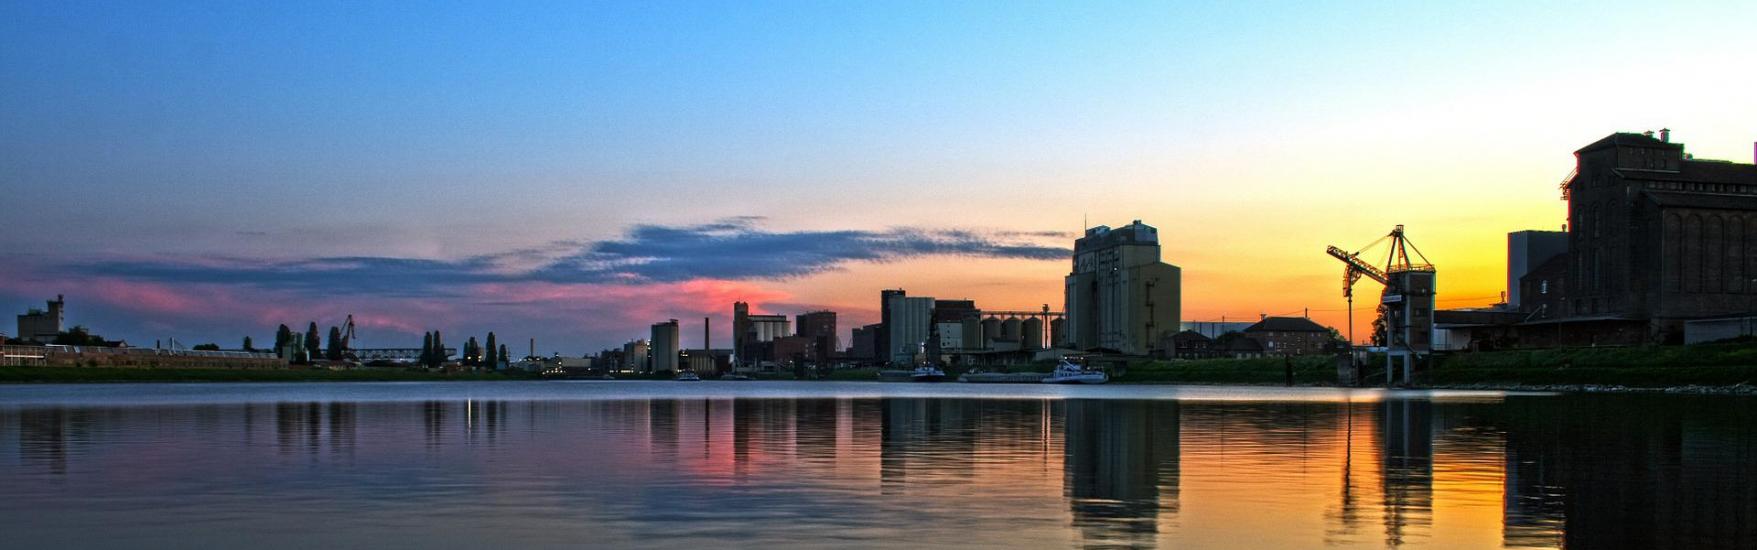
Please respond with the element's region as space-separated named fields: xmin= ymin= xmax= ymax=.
xmin=1106 ymin=344 xmax=1757 ymax=388
xmin=1119 ymin=356 xmax=1336 ymax=385
xmin=0 ymin=366 xmax=539 ymax=383
xmin=1426 ymin=344 xmax=1757 ymax=387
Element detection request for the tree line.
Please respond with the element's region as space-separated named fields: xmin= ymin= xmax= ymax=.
xmin=258 ymin=322 xmax=506 ymax=369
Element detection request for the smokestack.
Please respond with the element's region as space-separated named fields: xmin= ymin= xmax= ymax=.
xmin=1660 ymin=128 xmax=1670 ymax=142
xmin=704 ymin=316 xmax=711 ymax=350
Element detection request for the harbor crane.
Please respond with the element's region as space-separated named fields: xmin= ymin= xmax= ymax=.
xmin=339 ymin=314 xmax=358 ymax=361
xmin=1325 ymin=225 xmax=1436 ymax=386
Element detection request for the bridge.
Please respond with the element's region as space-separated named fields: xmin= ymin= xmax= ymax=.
xmin=353 ymin=348 xmax=455 ymax=362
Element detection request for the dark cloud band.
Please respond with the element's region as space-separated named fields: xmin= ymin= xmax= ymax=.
xmin=75 ymin=218 xmax=1072 ymax=295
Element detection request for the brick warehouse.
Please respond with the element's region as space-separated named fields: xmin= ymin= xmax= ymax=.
xmin=1536 ymin=131 xmax=1757 ymax=344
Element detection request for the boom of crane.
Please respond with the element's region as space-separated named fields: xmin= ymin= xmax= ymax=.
xmin=339 ymin=314 xmax=358 ymax=361
xmin=1326 ymin=224 xmax=1434 ymax=299
xmin=1326 ymin=246 xmax=1387 ymax=298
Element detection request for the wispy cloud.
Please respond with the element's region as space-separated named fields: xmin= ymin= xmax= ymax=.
xmin=73 ymin=218 xmax=1071 ymax=295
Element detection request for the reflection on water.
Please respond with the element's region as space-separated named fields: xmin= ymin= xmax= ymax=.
xmin=1 ymin=386 xmax=1754 ymax=549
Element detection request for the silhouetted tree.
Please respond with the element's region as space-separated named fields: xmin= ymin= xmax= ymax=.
xmin=499 ymin=344 xmax=509 ymax=367
xmin=193 ymin=343 xmax=220 ymax=351
xmin=242 ymin=336 xmax=255 ymax=352
xmin=274 ymin=325 xmax=293 ymax=351
xmin=1322 ymin=327 xmax=1348 ymax=353
xmin=326 ymin=327 xmax=343 ymax=360
xmin=484 ymin=332 xmax=498 ymax=370
xmin=1213 ymin=331 xmax=1249 ymax=348
xmin=52 ymin=326 xmax=107 ymax=346
xmin=1370 ymin=305 xmax=1388 ymax=347
xmin=305 ymin=322 xmax=321 ymax=361
xmin=431 ymin=331 xmax=445 ymax=367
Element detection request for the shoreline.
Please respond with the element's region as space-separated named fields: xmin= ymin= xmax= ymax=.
xmin=5 ymin=368 xmax=1756 ymax=395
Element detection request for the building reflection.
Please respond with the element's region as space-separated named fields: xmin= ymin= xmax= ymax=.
xmin=6 ymin=393 xmax=1757 ymax=547
xmin=1326 ymin=401 xmax=1373 ymax=544
xmin=1379 ymin=398 xmax=1433 ymax=547
xmin=1062 ymin=399 xmax=1180 ymax=548
xmin=423 ymin=400 xmax=446 ymax=450
xmin=327 ymin=402 xmax=355 ymax=458
xmin=649 ymin=399 xmax=679 ymax=463
xmin=465 ymin=400 xmax=505 ymax=448
xmin=1484 ymin=395 xmax=1757 ymax=549
xmin=878 ymin=398 xmax=986 ymax=493
xmin=794 ymin=398 xmax=838 ymax=464
xmin=17 ymin=408 xmax=73 ymax=475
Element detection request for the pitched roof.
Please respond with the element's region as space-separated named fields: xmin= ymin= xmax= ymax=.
xmin=1576 ymin=132 xmax=1683 ymax=155
xmin=1220 ymin=337 xmax=1262 ymax=352
xmin=1244 ymin=316 xmax=1329 ymax=333
xmin=1170 ymin=330 xmax=1212 ymax=343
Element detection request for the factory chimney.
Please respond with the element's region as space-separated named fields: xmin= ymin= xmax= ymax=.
xmin=1660 ymin=128 xmax=1670 ymax=142
xmin=704 ymin=317 xmax=711 ymax=350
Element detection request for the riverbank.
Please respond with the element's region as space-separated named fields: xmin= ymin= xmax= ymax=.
xmin=11 ymin=342 xmax=1757 ymax=393
xmin=0 ymin=366 xmax=538 ymax=383
xmin=1420 ymin=344 xmax=1757 ymax=390
xmin=1120 ymin=344 xmax=1757 ymax=394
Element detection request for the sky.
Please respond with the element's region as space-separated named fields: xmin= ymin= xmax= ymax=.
xmin=3 ymin=0 xmax=1755 ymax=354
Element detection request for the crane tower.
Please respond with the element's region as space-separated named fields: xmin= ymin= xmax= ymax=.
xmin=1325 ymin=225 xmax=1436 ymax=386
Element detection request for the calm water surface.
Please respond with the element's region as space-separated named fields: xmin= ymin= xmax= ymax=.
xmin=1 ymin=381 xmax=1753 ymax=549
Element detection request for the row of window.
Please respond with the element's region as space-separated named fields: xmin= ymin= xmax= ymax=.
xmin=1647 ymin=181 xmax=1754 ymax=195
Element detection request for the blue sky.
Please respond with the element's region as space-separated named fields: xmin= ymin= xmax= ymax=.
xmin=3 ymin=1 xmax=1754 ymax=352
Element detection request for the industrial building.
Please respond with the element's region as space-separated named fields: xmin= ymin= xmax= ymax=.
xmin=1063 ymin=220 xmax=1182 ymax=356
xmin=1521 ymin=130 xmax=1757 ymax=344
xmin=1159 ymin=330 xmax=1215 ymax=359
xmin=795 ymin=311 xmax=837 ymax=365
xmin=732 ymin=301 xmax=792 ymax=367
xmin=621 ymin=339 xmax=649 ymax=373
xmin=14 ymin=295 xmax=64 ymax=344
xmin=876 ymin=289 xmax=906 ymax=366
xmin=650 ymin=320 xmax=680 ymax=374
xmin=885 ymin=291 xmax=935 ymax=365
xmin=1242 ymin=316 xmax=1334 ymax=356
xmin=1507 ymin=230 xmax=1569 ymax=309
xmin=850 ymin=323 xmax=881 ymax=363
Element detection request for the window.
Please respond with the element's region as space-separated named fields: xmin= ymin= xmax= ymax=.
xmin=1541 ymin=280 xmax=1549 ymax=294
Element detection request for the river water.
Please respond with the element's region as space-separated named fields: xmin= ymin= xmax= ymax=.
xmin=1 ymin=381 xmax=1752 ymax=549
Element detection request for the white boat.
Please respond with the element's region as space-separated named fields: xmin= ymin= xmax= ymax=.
xmin=911 ymin=364 xmax=948 ymax=382
xmin=1042 ymin=360 xmax=1108 ymax=384
xmin=676 ymin=371 xmax=702 ymax=381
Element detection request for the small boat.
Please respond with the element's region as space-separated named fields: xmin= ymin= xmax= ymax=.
xmin=676 ymin=370 xmax=702 ymax=381
xmin=1042 ymin=360 xmax=1108 ymax=384
xmin=911 ymin=364 xmax=948 ymax=382
xmin=720 ymin=372 xmax=752 ymax=381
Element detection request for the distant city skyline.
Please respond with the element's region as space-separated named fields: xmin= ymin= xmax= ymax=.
xmin=4 ymin=1 xmax=1756 ymax=353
